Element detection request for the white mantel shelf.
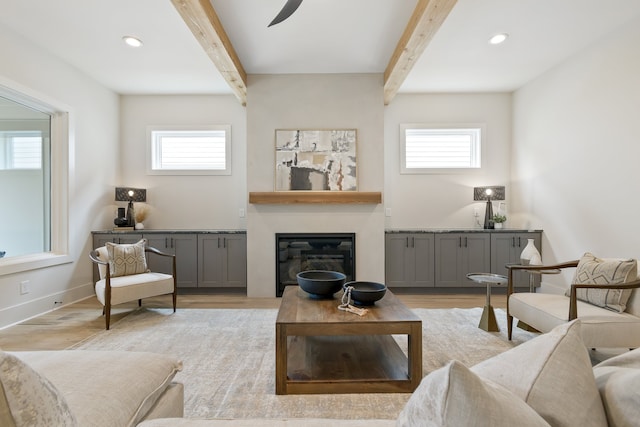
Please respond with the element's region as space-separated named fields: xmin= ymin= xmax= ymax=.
xmin=249 ymin=191 xmax=382 ymax=204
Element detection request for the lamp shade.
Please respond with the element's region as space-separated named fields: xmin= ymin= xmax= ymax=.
xmin=473 ymin=186 xmax=505 ymax=201
xmin=115 ymin=187 xmax=146 ymax=202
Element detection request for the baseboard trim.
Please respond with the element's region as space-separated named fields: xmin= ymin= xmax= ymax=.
xmin=0 ymin=282 xmax=94 ymax=330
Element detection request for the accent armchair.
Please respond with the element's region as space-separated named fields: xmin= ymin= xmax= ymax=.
xmin=89 ymin=239 xmax=177 ymax=329
xmin=506 ymin=253 xmax=640 ymax=348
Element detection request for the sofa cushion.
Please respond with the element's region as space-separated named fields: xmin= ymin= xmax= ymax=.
xmin=593 ymin=348 xmax=640 ymax=427
xmin=396 ymin=360 xmax=549 ymax=427
xmin=12 ymin=350 xmax=182 ymax=427
xmin=565 ymin=252 xmax=637 ymax=312
xmin=471 ymin=320 xmax=607 ymax=427
xmin=106 ymin=238 xmax=149 ymax=277
xmin=0 ymin=351 xmax=77 ymax=427
xmin=139 ymin=420 xmax=396 ymax=427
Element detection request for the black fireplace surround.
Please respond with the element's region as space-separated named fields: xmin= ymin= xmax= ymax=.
xmin=276 ymin=233 xmax=355 ymax=297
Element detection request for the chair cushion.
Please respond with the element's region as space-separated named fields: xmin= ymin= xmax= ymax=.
xmin=12 ymin=350 xmax=182 ymax=427
xmin=0 ymin=350 xmax=77 ymax=427
xmin=397 ymin=360 xmax=549 ymax=427
xmin=593 ymin=348 xmax=640 ymax=427
xmin=565 ymin=252 xmax=637 ymax=312
xmin=106 ymin=239 xmax=149 ymax=277
xmin=510 ymin=292 xmax=640 ymax=348
xmin=95 ymin=272 xmax=174 ymax=306
xmin=471 ymin=320 xmax=607 ymax=427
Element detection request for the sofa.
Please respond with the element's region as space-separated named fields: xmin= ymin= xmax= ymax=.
xmin=3 ymin=321 xmax=639 ymax=426
xmin=138 ymin=320 xmax=639 ymax=427
xmin=0 ymin=349 xmax=183 ymax=427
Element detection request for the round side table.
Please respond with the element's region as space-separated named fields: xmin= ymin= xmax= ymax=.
xmin=466 ymin=273 xmax=508 ymax=332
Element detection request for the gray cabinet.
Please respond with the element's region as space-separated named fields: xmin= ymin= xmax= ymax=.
xmin=144 ymin=234 xmax=198 ymax=288
xmin=491 ymin=232 xmax=542 ymax=288
xmin=94 ymin=233 xmax=142 ymax=247
xmin=434 ymin=233 xmax=491 ymax=287
xmin=92 ymin=231 xmax=246 ymax=289
xmin=198 ymin=234 xmax=247 ymax=288
xmin=385 ymin=233 xmax=435 ymax=287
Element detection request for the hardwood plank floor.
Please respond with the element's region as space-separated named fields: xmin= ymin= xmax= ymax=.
xmin=0 ymin=291 xmax=505 ymax=352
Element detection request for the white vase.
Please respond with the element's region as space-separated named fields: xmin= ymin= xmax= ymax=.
xmin=520 ymin=239 xmax=541 ymax=265
xmin=494 ymin=223 xmax=503 ymax=229
xmin=135 ymin=222 xmax=145 ymax=230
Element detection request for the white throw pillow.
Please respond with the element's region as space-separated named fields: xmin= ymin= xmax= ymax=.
xmin=471 ymin=320 xmax=607 ymax=427
xmin=106 ymin=238 xmax=149 ymax=277
xmin=396 ymin=360 xmax=549 ymax=427
xmin=0 ymin=351 xmax=77 ymax=427
xmin=564 ymin=252 xmax=637 ymax=312
xmin=593 ymin=348 xmax=640 ymax=427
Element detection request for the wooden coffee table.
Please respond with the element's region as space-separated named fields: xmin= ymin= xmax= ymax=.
xmin=275 ymin=286 xmax=422 ymax=395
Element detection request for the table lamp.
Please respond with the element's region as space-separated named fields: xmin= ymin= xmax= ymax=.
xmin=473 ymin=186 xmax=505 ymax=229
xmin=115 ymin=187 xmax=146 ymax=227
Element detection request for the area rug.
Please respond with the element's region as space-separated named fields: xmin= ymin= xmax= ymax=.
xmin=71 ymin=307 xmax=537 ymax=420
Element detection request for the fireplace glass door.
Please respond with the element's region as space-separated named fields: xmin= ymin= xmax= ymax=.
xmin=276 ymin=233 xmax=355 ymax=297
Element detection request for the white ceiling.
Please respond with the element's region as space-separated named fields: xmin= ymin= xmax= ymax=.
xmin=1 ymin=0 xmax=639 ymax=97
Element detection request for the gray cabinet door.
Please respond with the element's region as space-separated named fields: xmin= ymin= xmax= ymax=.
xmin=385 ymin=233 xmax=435 ymax=287
xmin=435 ymin=233 xmax=490 ymax=287
xmin=198 ymin=234 xmax=247 ymax=288
xmin=491 ymin=232 xmax=542 ymax=288
xmin=144 ymin=234 xmax=198 ymax=288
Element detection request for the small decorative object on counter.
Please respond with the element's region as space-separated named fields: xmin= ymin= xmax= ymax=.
xmin=520 ymin=239 xmax=542 ymax=265
xmin=492 ymin=214 xmax=507 ymax=229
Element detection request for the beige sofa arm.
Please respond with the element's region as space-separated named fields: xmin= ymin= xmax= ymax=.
xmin=569 ymin=279 xmax=640 ymax=320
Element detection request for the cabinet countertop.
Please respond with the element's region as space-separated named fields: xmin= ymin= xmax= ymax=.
xmin=92 ymin=229 xmax=247 ymax=234
xmin=386 ymin=229 xmax=542 ymax=234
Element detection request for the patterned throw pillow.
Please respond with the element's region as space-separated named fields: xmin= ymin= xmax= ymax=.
xmin=563 ymin=253 xmax=637 ymax=312
xmin=0 ymin=351 xmax=77 ymax=426
xmin=106 ymin=239 xmax=149 ymax=277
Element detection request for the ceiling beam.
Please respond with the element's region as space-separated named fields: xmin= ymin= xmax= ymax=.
xmin=383 ymin=0 xmax=457 ymax=105
xmin=171 ymin=0 xmax=247 ymax=105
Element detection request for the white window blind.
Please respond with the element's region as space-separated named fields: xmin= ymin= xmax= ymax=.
xmin=1 ymin=132 xmax=43 ymax=170
xmin=148 ymin=126 xmax=231 ymax=175
xmin=401 ymin=125 xmax=482 ymax=173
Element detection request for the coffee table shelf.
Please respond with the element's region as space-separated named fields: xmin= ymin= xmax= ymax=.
xmin=276 ymin=286 xmax=422 ymax=395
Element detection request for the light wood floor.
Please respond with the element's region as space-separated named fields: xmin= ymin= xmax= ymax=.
xmin=0 ymin=291 xmax=506 ymax=352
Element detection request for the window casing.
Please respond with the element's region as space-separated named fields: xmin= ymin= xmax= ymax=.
xmin=400 ymin=124 xmax=484 ymax=174
xmin=147 ymin=126 xmax=231 ymax=175
xmin=0 ymin=81 xmax=71 ymax=276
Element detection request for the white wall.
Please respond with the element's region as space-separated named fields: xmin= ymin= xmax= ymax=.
xmin=384 ymin=93 xmax=512 ymax=229
xmin=512 ymin=16 xmax=640 ymax=290
xmin=119 ymin=95 xmax=247 ymax=230
xmin=246 ymin=74 xmax=385 ymax=297
xmin=0 ymin=25 xmax=119 ymax=327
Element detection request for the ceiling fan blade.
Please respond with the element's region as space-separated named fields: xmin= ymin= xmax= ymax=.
xmin=268 ymin=0 xmax=304 ymax=27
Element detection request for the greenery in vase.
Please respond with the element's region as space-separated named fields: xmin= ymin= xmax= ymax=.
xmin=492 ymin=214 xmax=507 ymax=223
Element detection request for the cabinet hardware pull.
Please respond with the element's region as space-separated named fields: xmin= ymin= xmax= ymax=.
xmin=406 ymin=237 xmax=409 ymax=248
xmin=223 ymin=238 xmax=227 ymax=248
xmin=518 ymin=237 xmax=521 ymax=247
xmin=459 ymin=237 xmax=462 ymax=247
xmin=465 ymin=237 xmax=468 ymax=247
xmin=411 ymin=237 xmax=415 ymax=248
xmin=512 ymin=237 xmax=515 ymax=247
xmin=165 ymin=238 xmax=168 ymax=248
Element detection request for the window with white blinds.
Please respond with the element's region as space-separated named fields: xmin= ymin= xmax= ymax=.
xmin=148 ymin=126 xmax=231 ymax=175
xmin=1 ymin=132 xmax=43 ymax=170
xmin=401 ymin=125 xmax=482 ymax=173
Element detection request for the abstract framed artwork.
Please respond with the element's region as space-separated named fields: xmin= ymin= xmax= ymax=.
xmin=275 ymin=129 xmax=357 ymax=191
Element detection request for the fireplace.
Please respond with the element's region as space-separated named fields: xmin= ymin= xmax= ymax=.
xmin=276 ymin=233 xmax=355 ymax=297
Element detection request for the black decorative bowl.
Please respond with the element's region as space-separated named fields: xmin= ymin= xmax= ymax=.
xmin=297 ymin=270 xmax=346 ymax=299
xmin=343 ymin=281 xmax=387 ymax=306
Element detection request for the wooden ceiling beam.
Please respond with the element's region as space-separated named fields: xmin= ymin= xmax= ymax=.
xmin=171 ymin=0 xmax=247 ymax=105
xmin=383 ymin=0 xmax=457 ymax=105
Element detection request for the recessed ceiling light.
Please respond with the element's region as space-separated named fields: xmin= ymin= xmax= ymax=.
xmin=489 ymin=33 xmax=508 ymax=45
xmin=122 ymin=36 xmax=143 ymax=48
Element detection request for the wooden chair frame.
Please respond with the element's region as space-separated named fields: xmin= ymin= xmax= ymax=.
xmin=89 ymin=246 xmax=177 ymax=329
